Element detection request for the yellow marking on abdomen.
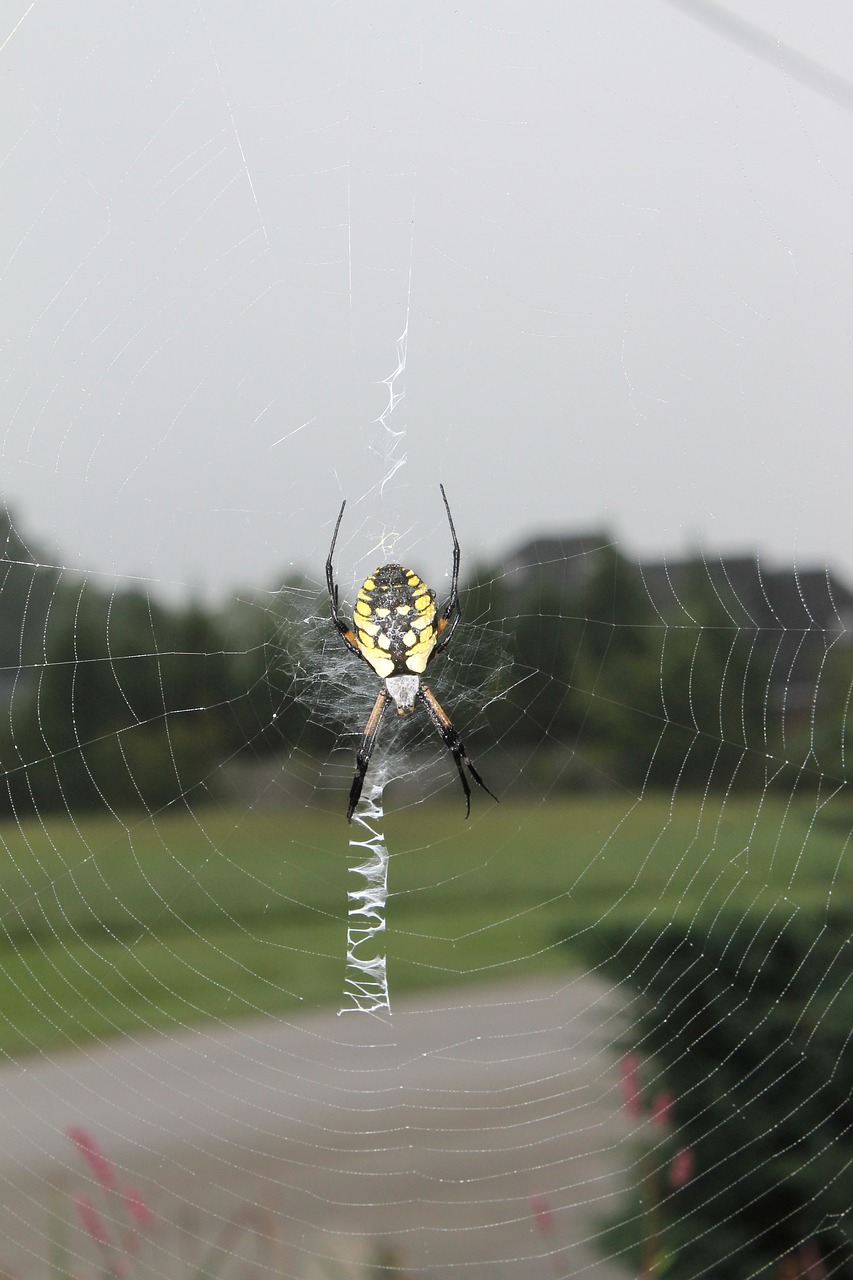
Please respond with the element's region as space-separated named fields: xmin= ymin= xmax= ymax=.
xmin=365 ymin=653 xmax=394 ymax=678
xmin=404 ymin=628 xmax=437 ymax=673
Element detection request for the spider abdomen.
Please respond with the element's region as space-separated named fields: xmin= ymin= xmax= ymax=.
xmin=353 ymin=563 xmax=437 ymax=679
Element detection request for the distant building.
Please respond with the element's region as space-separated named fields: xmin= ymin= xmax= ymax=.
xmin=499 ymin=535 xmax=853 ymax=717
xmin=499 ymin=532 xmax=616 ymax=600
xmin=639 ymin=556 xmax=853 ymax=716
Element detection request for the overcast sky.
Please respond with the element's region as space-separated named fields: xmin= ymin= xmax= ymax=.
xmin=2 ymin=1 xmax=853 ymax=600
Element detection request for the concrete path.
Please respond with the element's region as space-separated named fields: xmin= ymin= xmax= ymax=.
xmin=0 ymin=975 xmax=634 ymax=1278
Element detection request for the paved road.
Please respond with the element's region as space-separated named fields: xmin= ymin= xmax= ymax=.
xmin=0 ymin=975 xmax=633 ymax=1278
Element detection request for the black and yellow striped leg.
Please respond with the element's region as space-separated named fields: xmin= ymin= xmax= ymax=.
xmin=418 ymin=684 xmax=498 ymax=818
xmin=347 ymin=685 xmax=391 ymax=822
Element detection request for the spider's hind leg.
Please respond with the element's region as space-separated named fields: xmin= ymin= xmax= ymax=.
xmin=347 ymin=686 xmax=390 ymax=822
xmin=418 ymin=684 xmax=498 ymax=818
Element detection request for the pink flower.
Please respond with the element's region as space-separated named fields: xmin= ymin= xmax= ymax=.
xmin=66 ymin=1126 xmax=117 ymax=1190
xmin=72 ymin=1193 xmax=110 ymax=1247
xmin=619 ymin=1053 xmax=643 ymax=1118
xmin=650 ymin=1090 xmax=674 ymax=1128
xmin=668 ymin=1146 xmax=696 ymax=1188
xmin=798 ymin=1239 xmax=826 ymax=1278
xmin=122 ymin=1186 xmax=153 ymax=1229
xmin=529 ymin=1193 xmax=555 ymax=1237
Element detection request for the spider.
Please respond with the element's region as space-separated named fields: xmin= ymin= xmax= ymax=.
xmin=326 ymin=484 xmax=498 ymax=822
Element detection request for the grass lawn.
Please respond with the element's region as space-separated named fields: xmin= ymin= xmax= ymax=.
xmin=0 ymin=787 xmax=848 ymax=1057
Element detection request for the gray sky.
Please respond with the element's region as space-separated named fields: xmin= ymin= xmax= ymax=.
xmin=2 ymin=1 xmax=853 ymax=600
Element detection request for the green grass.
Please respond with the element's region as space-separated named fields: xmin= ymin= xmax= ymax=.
xmin=0 ymin=787 xmax=848 ymax=1057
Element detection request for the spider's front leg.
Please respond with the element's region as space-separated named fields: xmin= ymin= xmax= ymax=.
xmin=347 ymin=686 xmax=390 ymax=822
xmin=434 ymin=483 xmax=462 ymax=658
xmin=326 ymin=499 xmax=361 ymax=659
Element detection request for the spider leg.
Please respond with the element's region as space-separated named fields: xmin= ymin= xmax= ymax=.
xmin=326 ymin=498 xmax=360 ymax=658
xmin=434 ymin=603 xmax=461 ymax=656
xmin=347 ymin=685 xmax=390 ymax=822
xmin=434 ymin=483 xmax=462 ymax=657
xmin=418 ymin=684 xmax=498 ymax=818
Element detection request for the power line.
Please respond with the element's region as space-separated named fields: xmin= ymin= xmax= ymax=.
xmin=661 ymin=0 xmax=853 ymax=114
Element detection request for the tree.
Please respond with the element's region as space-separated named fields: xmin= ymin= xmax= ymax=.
xmin=580 ymin=910 xmax=853 ymax=1278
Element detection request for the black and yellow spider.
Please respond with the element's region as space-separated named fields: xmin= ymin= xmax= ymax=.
xmin=326 ymin=485 xmax=498 ymax=821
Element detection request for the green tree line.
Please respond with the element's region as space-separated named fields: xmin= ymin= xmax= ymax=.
xmin=466 ymin=542 xmax=851 ymax=795
xmin=0 ymin=508 xmax=848 ymax=814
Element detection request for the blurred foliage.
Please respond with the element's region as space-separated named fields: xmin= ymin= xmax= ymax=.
xmin=489 ymin=542 xmax=792 ymax=792
xmin=0 ymin=506 xmax=332 ymax=813
xmin=0 ymin=503 xmax=848 ymax=813
xmin=579 ymin=909 xmax=853 ymax=1279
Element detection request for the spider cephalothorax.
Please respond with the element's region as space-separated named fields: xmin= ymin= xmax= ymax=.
xmin=326 ymin=485 xmax=498 ymax=821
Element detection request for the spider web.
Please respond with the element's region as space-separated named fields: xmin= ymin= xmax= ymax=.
xmin=0 ymin=3 xmax=852 ymax=1277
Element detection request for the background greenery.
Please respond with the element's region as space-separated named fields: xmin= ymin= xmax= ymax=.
xmin=0 ymin=504 xmax=848 ymax=818
xmin=1 ymin=504 xmax=851 ymax=1278
xmin=0 ymin=790 xmax=846 ymax=1058
xmin=584 ymin=907 xmax=853 ymax=1278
